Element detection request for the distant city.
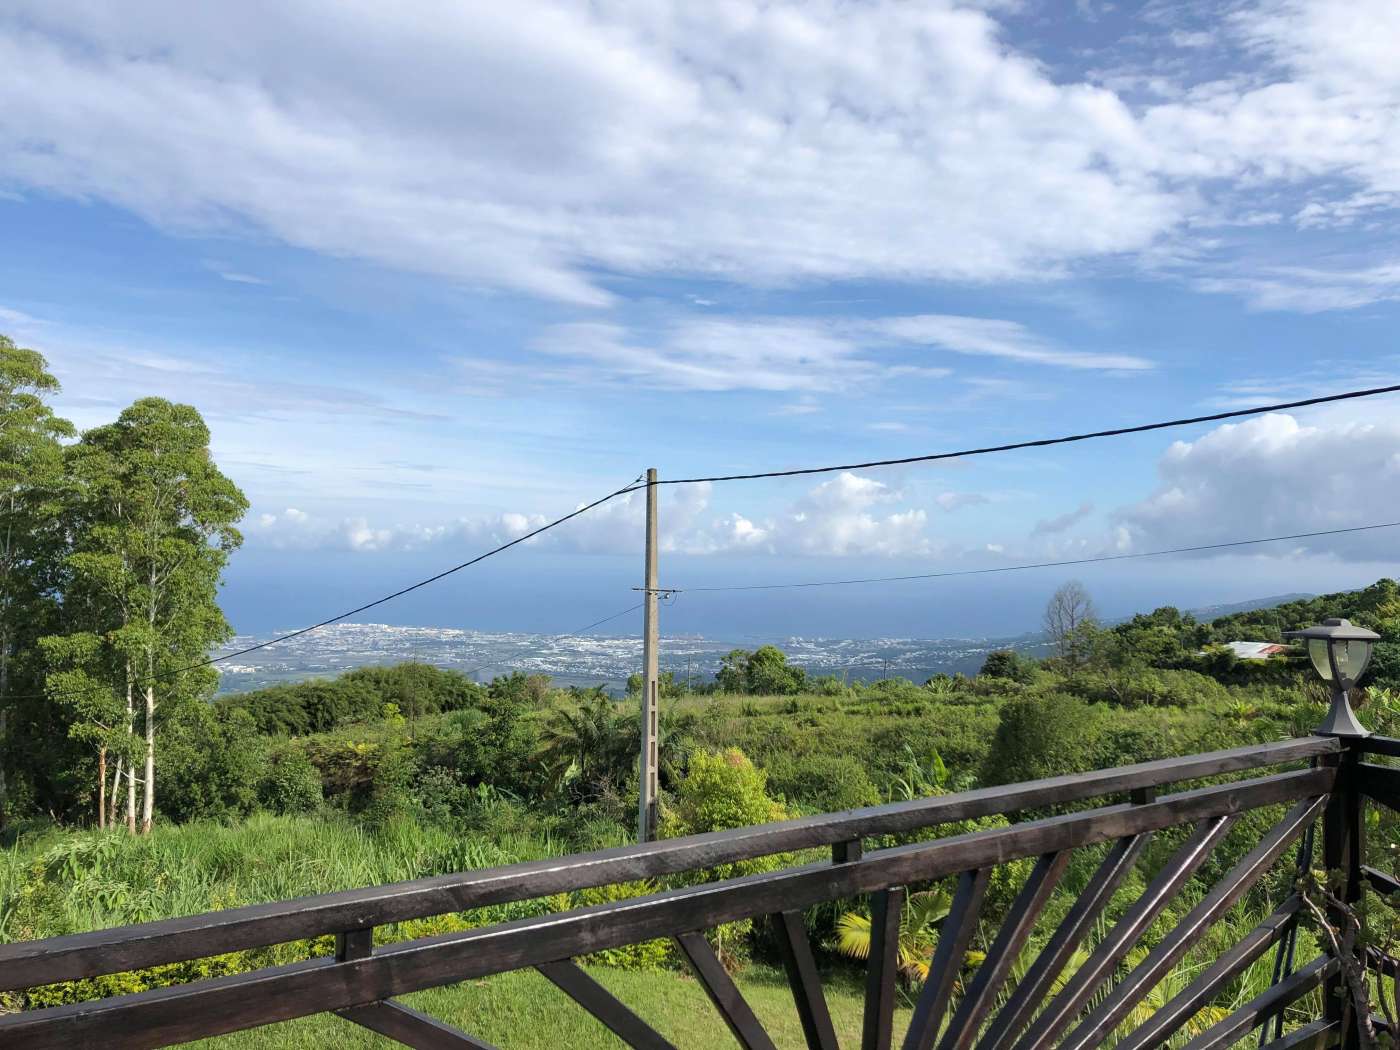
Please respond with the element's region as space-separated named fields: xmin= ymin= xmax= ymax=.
xmin=211 ymin=622 xmax=1054 ymax=695
xmin=211 ymin=592 xmax=1314 ymax=695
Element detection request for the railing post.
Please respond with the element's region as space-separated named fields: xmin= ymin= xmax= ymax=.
xmin=336 ymin=926 xmax=373 ymax=962
xmin=1319 ymin=738 xmax=1364 ymax=1049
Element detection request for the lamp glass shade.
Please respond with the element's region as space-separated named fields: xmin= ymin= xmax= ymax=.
xmin=1308 ymin=637 xmax=1374 ymax=685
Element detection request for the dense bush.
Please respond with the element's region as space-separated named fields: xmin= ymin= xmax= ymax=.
xmin=158 ymin=704 xmax=260 ymax=823
xmin=661 ymin=748 xmax=789 ymax=880
xmin=982 ymin=693 xmax=1105 ymax=786
xmin=978 ymin=649 xmax=1035 ymax=683
xmin=220 ymin=662 xmax=487 ymax=735
xmin=765 ymin=753 xmax=880 ymax=813
xmin=256 ymin=744 xmax=323 ymax=815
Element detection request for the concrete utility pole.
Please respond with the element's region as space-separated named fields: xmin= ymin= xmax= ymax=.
xmin=638 ymin=468 xmax=660 ymax=843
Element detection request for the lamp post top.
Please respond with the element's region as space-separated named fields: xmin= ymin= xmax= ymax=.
xmin=1283 ymin=617 xmax=1380 ymax=643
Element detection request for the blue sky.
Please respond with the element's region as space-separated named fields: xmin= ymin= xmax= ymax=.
xmin=3 ymin=0 xmax=1400 ymax=640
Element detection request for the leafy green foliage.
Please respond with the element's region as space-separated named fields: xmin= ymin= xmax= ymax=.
xmin=715 ymin=645 xmax=809 ymax=694
xmin=222 ymin=663 xmax=486 ymax=735
xmin=982 ymin=693 xmax=1105 ymax=786
xmin=255 ymin=744 xmax=324 ymax=815
xmin=978 ymin=649 xmax=1035 ymax=683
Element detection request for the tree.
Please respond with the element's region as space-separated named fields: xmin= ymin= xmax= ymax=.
xmin=1043 ymin=580 xmax=1098 ymax=670
xmin=0 ymin=335 xmax=74 ymax=828
xmin=979 ymin=649 xmax=1034 ymax=682
xmin=541 ymin=690 xmax=632 ymax=799
xmin=40 ymin=631 xmax=134 ymax=827
xmin=716 ymin=649 xmax=750 ymax=693
xmin=713 ymin=646 xmax=807 ymax=695
xmin=59 ymin=398 xmax=247 ymax=833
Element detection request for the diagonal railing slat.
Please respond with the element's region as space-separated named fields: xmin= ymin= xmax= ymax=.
xmin=1009 ymin=814 xmax=1243 ymax=1050
xmin=936 ymin=852 xmax=1069 ymax=1050
xmin=337 ymin=1000 xmax=499 ymax=1049
xmin=976 ymin=833 xmax=1152 ymax=1050
xmin=1060 ymin=796 xmax=1326 ymax=1050
xmin=536 ymin=959 xmax=679 ymax=1050
xmin=1176 ymin=955 xmax=1338 ymax=1050
xmin=676 ymin=932 xmax=779 ymax=1050
xmin=862 ymin=888 xmax=904 ymax=1050
xmin=1112 ymin=897 xmax=1299 ymax=1050
xmin=903 ymin=867 xmax=991 ymax=1050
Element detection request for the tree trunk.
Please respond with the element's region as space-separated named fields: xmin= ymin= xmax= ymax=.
xmin=109 ymin=756 xmax=123 ymax=827
xmin=97 ymin=745 xmax=107 ymax=829
xmin=140 ymin=683 xmax=155 ymax=835
xmin=125 ymin=671 xmax=136 ymax=834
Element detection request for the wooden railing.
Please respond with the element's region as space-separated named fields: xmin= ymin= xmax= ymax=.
xmin=1 ymin=732 xmax=1393 ymax=1049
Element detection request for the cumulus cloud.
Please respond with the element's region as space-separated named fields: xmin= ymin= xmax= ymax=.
xmin=1116 ymin=413 xmax=1400 ymax=559
xmin=677 ymin=473 xmax=942 ymax=557
xmin=244 ymin=471 xmax=956 ymax=559
xmin=10 ymin=1 xmax=1399 ymax=310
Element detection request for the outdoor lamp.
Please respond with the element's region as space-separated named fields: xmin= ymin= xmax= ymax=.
xmin=1283 ymin=617 xmax=1379 ymax=737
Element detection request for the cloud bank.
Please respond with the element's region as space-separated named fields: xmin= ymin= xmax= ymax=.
xmin=2 ymin=1 xmax=1398 ymax=308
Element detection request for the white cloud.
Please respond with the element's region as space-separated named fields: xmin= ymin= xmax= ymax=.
xmin=868 ymin=315 xmax=1154 ymax=371
xmin=1195 ymin=263 xmax=1400 ymax=312
xmin=243 ymin=471 xmax=948 ymax=559
xmin=4 ymin=2 xmax=1399 ymax=310
xmin=689 ymin=472 xmax=939 ymax=557
xmin=532 ymin=320 xmax=877 ymax=393
xmin=0 ymin=306 xmax=42 ymax=328
xmin=0 ymin=0 xmax=1177 ymax=305
xmin=1116 ymin=413 xmax=1400 ymax=559
xmin=520 ymin=312 xmax=1148 ymax=394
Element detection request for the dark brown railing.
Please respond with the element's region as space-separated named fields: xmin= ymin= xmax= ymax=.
xmin=1 ymin=731 xmax=1393 ymax=1049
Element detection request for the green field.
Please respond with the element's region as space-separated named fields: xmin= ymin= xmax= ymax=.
xmin=187 ymin=964 xmax=907 ymax=1049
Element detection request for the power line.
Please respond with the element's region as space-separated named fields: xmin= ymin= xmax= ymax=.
xmin=652 ymin=382 xmax=1400 ymax=486
xmin=564 ymin=601 xmax=645 ymax=637
xmin=675 ymin=520 xmax=1400 ymax=593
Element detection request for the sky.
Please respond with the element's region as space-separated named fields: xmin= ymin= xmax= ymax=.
xmin=2 ymin=0 xmax=1400 ymax=642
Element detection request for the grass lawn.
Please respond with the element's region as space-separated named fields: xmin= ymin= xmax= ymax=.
xmin=188 ymin=963 xmax=914 ymax=1048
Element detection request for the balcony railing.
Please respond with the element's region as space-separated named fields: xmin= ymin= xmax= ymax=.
xmin=1 ymin=731 xmax=1393 ymax=1049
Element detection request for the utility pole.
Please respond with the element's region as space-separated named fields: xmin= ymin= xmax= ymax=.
xmin=638 ymin=468 xmax=660 ymax=843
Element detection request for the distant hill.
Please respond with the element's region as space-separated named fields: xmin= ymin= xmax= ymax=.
xmin=1187 ymin=593 xmax=1316 ymax=623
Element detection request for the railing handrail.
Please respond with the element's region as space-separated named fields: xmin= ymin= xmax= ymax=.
xmin=0 ymin=735 xmax=1337 ymax=992
xmin=0 ymin=765 xmax=1335 ymax=1050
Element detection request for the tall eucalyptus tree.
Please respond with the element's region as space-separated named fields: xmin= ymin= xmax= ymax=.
xmin=63 ymin=398 xmax=246 ymax=833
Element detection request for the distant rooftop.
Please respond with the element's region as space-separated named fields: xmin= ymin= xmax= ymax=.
xmin=1224 ymin=641 xmax=1290 ymax=661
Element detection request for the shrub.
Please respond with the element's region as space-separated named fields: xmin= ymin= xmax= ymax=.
xmin=159 ymin=704 xmax=260 ymax=823
xmin=979 ymin=649 xmax=1035 ymax=683
xmin=766 ymin=753 xmax=880 ymax=813
xmin=982 ymin=693 xmax=1104 ymax=786
xmin=661 ymin=748 xmax=789 ymax=880
xmin=256 ymin=745 xmax=323 ymax=815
